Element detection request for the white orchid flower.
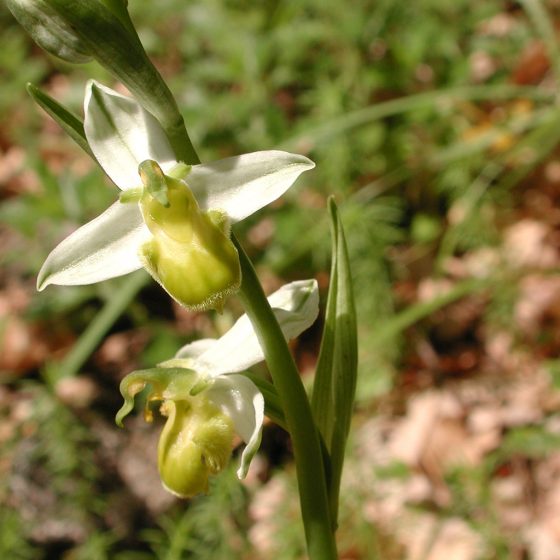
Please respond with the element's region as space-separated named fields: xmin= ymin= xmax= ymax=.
xmin=37 ymin=81 xmax=315 ymax=310
xmin=116 ymin=279 xmax=319 ymax=498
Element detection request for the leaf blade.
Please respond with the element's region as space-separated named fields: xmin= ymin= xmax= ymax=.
xmin=311 ymin=197 xmax=358 ymax=524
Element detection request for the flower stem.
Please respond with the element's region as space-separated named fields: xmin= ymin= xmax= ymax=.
xmin=233 ymin=237 xmax=338 ymax=559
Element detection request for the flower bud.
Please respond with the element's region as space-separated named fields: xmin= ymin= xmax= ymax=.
xmin=158 ymin=398 xmax=234 ymax=498
xmin=138 ymin=162 xmax=241 ymax=311
xmin=7 ymin=0 xmax=92 ymax=63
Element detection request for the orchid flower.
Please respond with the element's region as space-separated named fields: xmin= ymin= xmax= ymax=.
xmin=37 ymin=81 xmax=315 ymax=310
xmin=116 ymin=279 xmax=319 ymax=498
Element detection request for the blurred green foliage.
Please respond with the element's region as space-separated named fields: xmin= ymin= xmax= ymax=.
xmin=3 ymin=0 xmax=560 ymax=558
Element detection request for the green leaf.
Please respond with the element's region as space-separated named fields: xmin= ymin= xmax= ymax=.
xmin=26 ymin=83 xmax=94 ymax=159
xmin=311 ymin=196 xmax=357 ymax=524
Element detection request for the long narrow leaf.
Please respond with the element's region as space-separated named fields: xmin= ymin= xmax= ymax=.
xmin=311 ymin=222 xmax=339 ymax=445
xmin=27 ymin=83 xmax=94 ymax=159
xmin=311 ymin=197 xmax=357 ymax=524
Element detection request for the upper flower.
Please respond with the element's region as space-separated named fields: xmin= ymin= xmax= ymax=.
xmin=116 ymin=279 xmax=319 ymax=497
xmin=37 ymin=81 xmax=315 ymax=310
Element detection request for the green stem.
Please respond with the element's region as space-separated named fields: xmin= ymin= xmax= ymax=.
xmin=100 ymin=17 xmax=335 ymax=552
xmin=234 ymin=237 xmax=338 ymax=559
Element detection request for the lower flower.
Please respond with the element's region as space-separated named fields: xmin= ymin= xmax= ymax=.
xmin=116 ymin=279 xmax=320 ymax=497
xmin=117 ymin=366 xmax=263 ymax=498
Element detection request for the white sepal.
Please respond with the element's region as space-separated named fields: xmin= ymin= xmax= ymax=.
xmin=174 ymin=279 xmax=319 ymax=376
xmin=37 ymin=200 xmax=149 ymax=289
xmin=84 ymin=80 xmax=177 ymax=190
xmin=188 ymin=150 xmax=315 ymax=222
